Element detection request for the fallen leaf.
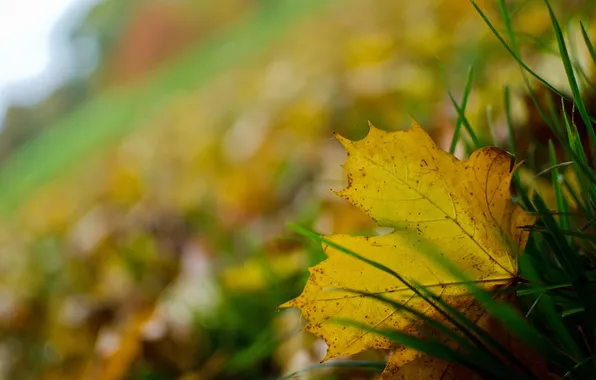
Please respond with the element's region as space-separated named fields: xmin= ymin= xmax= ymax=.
xmin=280 ymin=120 xmax=535 ymax=378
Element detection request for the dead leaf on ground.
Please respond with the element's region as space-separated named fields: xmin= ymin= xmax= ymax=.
xmin=281 ymin=120 xmax=536 ymax=378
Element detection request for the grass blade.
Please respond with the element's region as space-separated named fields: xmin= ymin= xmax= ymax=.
xmin=543 ymin=0 xmax=596 ymax=154
xmin=447 ymin=89 xmax=481 ymax=149
xmin=548 ymin=141 xmax=571 ymax=234
xmin=471 ymin=0 xmax=567 ymax=101
xmin=518 ymin=251 xmax=584 ymax=361
xmin=279 ymin=360 xmax=385 ymax=379
xmin=449 ymin=66 xmax=475 ymax=154
xmin=289 ymin=224 xmax=540 ymax=376
xmin=337 ymin=319 xmax=511 ymax=380
xmin=580 ymin=22 xmax=596 ymax=68
xmin=503 ymin=86 xmax=517 ymax=157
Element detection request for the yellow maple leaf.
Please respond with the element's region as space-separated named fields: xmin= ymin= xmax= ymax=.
xmin=280 ymin=120 xmax=535 ymax=378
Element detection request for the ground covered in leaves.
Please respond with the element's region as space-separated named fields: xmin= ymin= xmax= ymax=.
xmin=0 ymin=0 xmax=594 ymax=379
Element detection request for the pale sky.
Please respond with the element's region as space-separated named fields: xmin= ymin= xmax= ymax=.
xmin=0 ymin=0 xmax=100 ymax=121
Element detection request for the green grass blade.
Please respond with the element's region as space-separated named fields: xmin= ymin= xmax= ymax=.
xmin=565 ymin=21 xmax=595 ymax=90
xmin=562 ymin=107 xmax=596 ymax=218
xmin=496 ymin=0 xmax=568 ymax=161
xmin=279 ymin=360 xmax=385 ymax=380
xmin=449 ymin=66 xmax=475 ymax=154
xmin=580 ymin=22 xmax=596 ymax=68
xmin=515 ymin=32 xmax=595 ymax=88
xmin=535 ymin=162 xmax=575 ymax=177
xmin=532 ymin=195 xmax=581 ymax=277
xmin=540 ymin=229 xmax=596 ymax=241
xmin=548 ymin=141 xmax=571 ymax=234
xmin=562 ymin=177 xmax=589 ymax=216
xmin=532 ymin=195 xmax=596 ymax=344
xmin=564 ymin=356 xmax=596 ymax=379
xmin=447 ymin=90 xmax=481 ymax=149
xmin=503 ymin=86 xmax=517 ymax=157
xmin=562 ymin=106 xmax=585 ymax=163
xmin=479 ymin=0 xmax=596 ymax=135
xmin=544 ymin=0 xmax=596 ymax=152
xmin=562 ymin=307 xmax=585 ymax=318
xmin=471 ymin=0 xmax=567 ymax=101
xmin=497 ymin=0 xmax=520 ymax=52
xmin=518 ymin=252 xmax=584 ymax=361
xmin=336 ymin=319 xmax=512 ymax=380
xmin=516 ymin=283 xmax=572 ymax=296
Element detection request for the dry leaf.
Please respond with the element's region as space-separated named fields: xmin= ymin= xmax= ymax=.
xmin=280 ymin=120 xmax=535 ymax=378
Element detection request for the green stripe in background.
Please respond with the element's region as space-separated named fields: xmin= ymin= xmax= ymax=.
xmin=0 ymin=0 xmax=334 ymax=216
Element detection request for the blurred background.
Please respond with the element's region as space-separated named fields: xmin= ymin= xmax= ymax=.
xmin=0 ymin=0 xmax=595 ymax=379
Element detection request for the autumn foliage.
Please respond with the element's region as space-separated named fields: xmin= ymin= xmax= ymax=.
xmin=1 ymin=0 xmax=596 ymax=379
xmin=281 ymin=120 xmax=537 ymax=378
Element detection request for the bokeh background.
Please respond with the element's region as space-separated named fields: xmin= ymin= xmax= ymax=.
xmin=0 ymin=0 xmax=595 ymax=379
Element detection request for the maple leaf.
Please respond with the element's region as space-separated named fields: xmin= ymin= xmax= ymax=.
xmin=280 ymin=120 xmax=536 ymax=378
